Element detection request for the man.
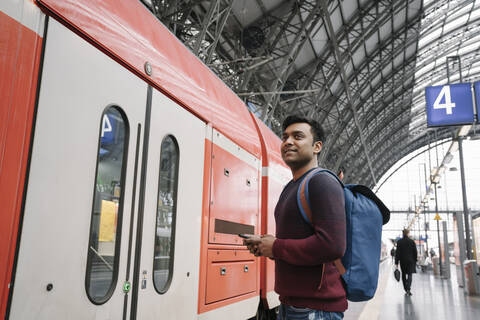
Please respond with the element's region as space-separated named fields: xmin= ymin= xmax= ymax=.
xmin=390 ymin=246 xmax=396 ymax=263
xmin=395 ymin=229 xmax=417 ymax=296
xmin=245 ymin=115 xmax=346 ymax=320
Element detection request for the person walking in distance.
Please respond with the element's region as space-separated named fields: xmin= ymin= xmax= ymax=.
xmin=395 ymin=229 xmax=417 ymax=296
xmin=390 ymin=245 xmax=396 ymax=264
xmin=244 ymin=115 xmax=347 ymax=320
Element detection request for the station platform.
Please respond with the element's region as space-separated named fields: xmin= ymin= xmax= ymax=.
xmin=344 ymin=260 xmax=480 ymax=320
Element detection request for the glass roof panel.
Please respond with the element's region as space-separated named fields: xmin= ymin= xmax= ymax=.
xmin=341 ymin=0 xmax=357 ymax=20
xmin=445 ymin=2 xmax=473 ymax=22
xmin=379 ymin=21 xmax=391 ymax=42
xmin=418 ymin=28 xmax=442 ymax=49
xmin=457 ymin=41 xmax=479 ymax=56
xmin=443 ymin=14 xmax=469 ymax=34
xmin=331 ymin=6 xmax=343 ymax=33
xmin=470 ymin=7 xmax=480 ymax=21
xmin=365 ymin=33 xmax=379 ymax=56
xmin=393 ymin=7 xmax=406 ymax=32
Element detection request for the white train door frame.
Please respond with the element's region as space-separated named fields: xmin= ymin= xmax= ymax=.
xmin=130 ymin=89 xmax=205 ymax=320
xmin=9 ymin=18 xmax=148 ymax=319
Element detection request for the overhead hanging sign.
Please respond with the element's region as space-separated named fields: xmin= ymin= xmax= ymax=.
xmin=473 ymin=82 xmax=480 ymax=124
xmin=425 ymin=83 xmax=475 ymax=127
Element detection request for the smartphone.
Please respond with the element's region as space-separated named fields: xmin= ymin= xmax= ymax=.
xmin=238 ymin=233 xmax=252 ymax=239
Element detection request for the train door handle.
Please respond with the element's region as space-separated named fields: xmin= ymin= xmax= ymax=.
xmin=244 ymin=265 xmax=249 ymax=272
xmin=220 ymin=267 xmax=226 ymax=275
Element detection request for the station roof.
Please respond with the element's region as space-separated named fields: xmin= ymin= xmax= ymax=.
xmin=145 ymin=0 xmax=480 ymax=187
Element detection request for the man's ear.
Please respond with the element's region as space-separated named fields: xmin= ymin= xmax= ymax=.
xmin=313 ymin=141 xmax=323 ymax=155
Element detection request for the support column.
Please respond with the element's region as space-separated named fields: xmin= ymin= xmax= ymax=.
xmin=458 ymin=137 xmax=473 ymax=259
xmin=434 ymin=183 xmax=443 ymax=276
xmin=455 ymin=212 xmax=467 ymax=287
xmin=442 ymin=220 xmax=451 ymax=279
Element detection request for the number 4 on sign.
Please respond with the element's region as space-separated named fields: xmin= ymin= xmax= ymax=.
xmin=433 ymin=86 xmax=456 ymax=115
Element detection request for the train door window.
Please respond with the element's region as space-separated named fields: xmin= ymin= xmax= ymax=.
xmin=153 ymin=135 xmax=179 ymax=294
xmin=85 ymin=106 xmax=129 ymax=304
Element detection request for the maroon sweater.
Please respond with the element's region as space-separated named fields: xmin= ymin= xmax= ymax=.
xmin=272 ymin=168 xmax=347 ymax=312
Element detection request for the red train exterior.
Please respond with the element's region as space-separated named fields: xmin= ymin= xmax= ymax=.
xmin=0 ymin=0 xmax=291 ymax=319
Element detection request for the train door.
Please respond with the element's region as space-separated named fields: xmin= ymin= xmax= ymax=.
xmin=9 ymin=19 xmax=147 ymax=319
xmin=130 ymin=89 xmax=205 ymax=319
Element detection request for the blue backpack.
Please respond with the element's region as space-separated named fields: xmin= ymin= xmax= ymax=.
xmin=297 ymin=168 xmax=390 ymax=302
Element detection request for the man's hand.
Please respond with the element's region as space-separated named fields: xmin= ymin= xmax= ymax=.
xmin=244 ymin=234 xmax=276 ymax=258
xmin=243 ymin=235 xmax=261 ymax=256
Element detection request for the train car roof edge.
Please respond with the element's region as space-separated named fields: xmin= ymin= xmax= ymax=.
xmin=251 ymin=114 xmax=289 ymax=172
xmin=36 ymin=0 xmax=261 ymax=157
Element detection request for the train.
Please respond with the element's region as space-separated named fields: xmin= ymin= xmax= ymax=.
xmin=1 ymin=0 xmax=293 ymax=319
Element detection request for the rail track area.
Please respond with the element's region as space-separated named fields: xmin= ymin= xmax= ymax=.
xmin=345 ymin=260 xmax=480 ymax=320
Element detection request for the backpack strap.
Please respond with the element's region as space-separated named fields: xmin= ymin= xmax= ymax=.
xmin=297 ymin=168 xmax=346 ymax=275
xmin=297 ymin=168 xmax=343 ymax=224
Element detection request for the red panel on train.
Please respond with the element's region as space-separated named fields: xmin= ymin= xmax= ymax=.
xmin=205 ymin=250 xmax=256 ymax=304
xmin=0 ymin=11 xmax=43 ymax=317
xmin=208 ymin=144 xmax=259 ymax=245
xmin=36 ymin=0 xmax=261 ymax=158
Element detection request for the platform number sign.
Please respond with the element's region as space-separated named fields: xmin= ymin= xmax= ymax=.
xmin=433 ymin=86 xmax=455 ymax=115
xmin=425 ymin=83 xmax=474 ymax=127
xmin=474 ymin=82 xmax=480 ymax=124
xmin=100 ymin=113 xmax=117 ymax=145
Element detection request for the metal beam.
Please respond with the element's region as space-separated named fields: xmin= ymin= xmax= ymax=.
xmin=261 ymin=2 xmax=322 ymax=123
xmin=333 ymin=61 xmax=417 ymax=170
xmin=354 ymin=129 xmax=452 ymax=185
xmin=319 ymin=0 xmax=376 ymax=184
xmin=374 ymin=139 xmax=452 ymax=193
xmin=206 ymin=2 xmax=233 ymax=64
xmin=238 ymin=88 xmax=321 ymax=96
xmin=302 ymin=9 xmax=421 ymax=169
xmin=193 ymin=0 xmax=218 ymax=54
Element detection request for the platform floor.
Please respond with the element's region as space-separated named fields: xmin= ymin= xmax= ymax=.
xmin=344 ymin=260 xmax=480 ymax=320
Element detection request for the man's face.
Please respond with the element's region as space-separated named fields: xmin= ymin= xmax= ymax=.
xmin=281 ymin=122 xmax=322 ymax=169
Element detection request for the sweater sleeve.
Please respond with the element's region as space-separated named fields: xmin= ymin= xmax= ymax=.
xmin=272 ymin=172 xmax=346 ymax=266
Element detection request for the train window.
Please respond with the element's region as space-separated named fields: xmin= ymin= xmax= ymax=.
xmin=85 ymin=106 xmax=129 ymax=304
xmin=153 ymin=135 xmax=179 ymax=294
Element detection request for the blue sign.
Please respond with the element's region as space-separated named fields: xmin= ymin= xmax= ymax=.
xmin=474 ymin=82 xmax=480 ymax=124
xmin=425 ymin=83 xmax=474 ymax=127
xmin=100 ymin=113 xmax=116 ymax=145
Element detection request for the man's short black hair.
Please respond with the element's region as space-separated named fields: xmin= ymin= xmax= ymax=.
xmin=282 ymin=115 xmax=325 ymax=143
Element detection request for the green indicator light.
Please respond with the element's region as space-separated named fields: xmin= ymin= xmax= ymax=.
xmin=123 ymin=281 xmax=131 ymax=293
